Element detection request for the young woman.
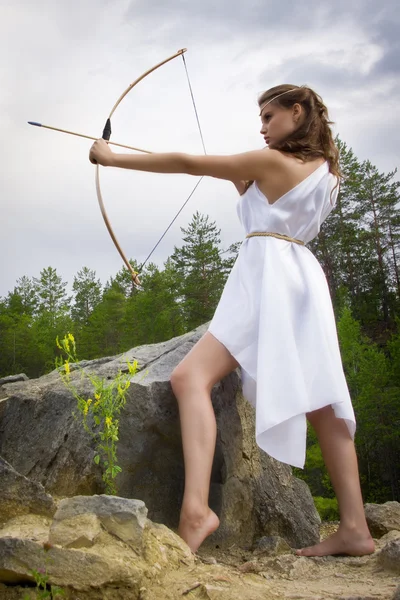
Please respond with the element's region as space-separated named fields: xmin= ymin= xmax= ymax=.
xmin=90 ymin=84 xmax=375 ymax=558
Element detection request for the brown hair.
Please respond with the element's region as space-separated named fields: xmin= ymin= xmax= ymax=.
xmin=246 ymin=84 xmax=341 ymax=204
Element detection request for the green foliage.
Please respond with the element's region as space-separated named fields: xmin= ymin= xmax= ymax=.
xmin=71 ymin=266 xmax=102 ymax=325
xmin=55 ymin=333 xmax=139 ymax=495
xmin=170 ymin=211 xmax=236 ymax=330
xmin=313 ymin=496 xmax=339 ymax=521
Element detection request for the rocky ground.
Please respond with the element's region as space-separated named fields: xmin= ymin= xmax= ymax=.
xmin=1 ymin=336 xmax=399 ymax=600
xmin=0 ymin=522 xmax=398 ymax=600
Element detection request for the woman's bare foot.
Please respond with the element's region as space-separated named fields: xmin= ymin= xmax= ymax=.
xmin=295 ymin=524 xmax=375 ymax=557
xmin=178 ymin=507 xmax=220 ymax=553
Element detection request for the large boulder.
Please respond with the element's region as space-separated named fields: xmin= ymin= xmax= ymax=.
xmin=0 ymin=456 xmax=56 ymax=525
xmin=0 ymin=324 xmax=320 ymax=549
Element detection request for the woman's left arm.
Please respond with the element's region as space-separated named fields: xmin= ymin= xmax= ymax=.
xmin=89 ymin=139 xmax=279 ymax=184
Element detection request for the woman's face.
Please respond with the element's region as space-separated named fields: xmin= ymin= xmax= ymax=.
xmin=260 ymin=102 xmax=303 ymax=147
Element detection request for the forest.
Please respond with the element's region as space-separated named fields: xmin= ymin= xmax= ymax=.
xmin=1 ymin=137 xmax=399 ymax=510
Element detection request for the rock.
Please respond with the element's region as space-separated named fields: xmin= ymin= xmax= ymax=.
xmin=252 ymin=535 xmax=292 ymax=556
xmin=141 ymin=521 xmax=194 ymax=569
xmin=266 ymin=554 xmax=297 ymax=574
xmin=377 ymin=529 xmax=400 ymax=546
xmin=0 ymin=456 xmax=56 ymax=525
xmin=0 ymin=374 xmax=29 ymax=386
xmin=0 ymin=514 xmax=50 ymax=544
xmin=365 ymin=501 xmax=400 ymax=537
xmin=50 ymin=495 xmax=148 ymax=551
xmin=0 ymin=537 xmax=143 ymax=590
xmin=0 ymin=323 xmax=320 ymax=549
xmin=288 ymin=556 xmax=318 ymax=578
xmin=377 ymin=538 xmax=400 ymax=573
xmin=0 ymin=494 xmax=192 ymax=593
xmin=392 ymin=584 xmax=400 ymax=600
xmin=49 ymin=512 xmax=102 ymax=548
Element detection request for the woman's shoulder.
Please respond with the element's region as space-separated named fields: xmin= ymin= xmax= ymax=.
xmin=255 ymin=152 xmax=327 ymax=204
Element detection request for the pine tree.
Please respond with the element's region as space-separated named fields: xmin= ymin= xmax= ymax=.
xmin=33 ymin=267 xmax=70 ymax=328
xmin=170 ymin=212 xmax=234 ymax=329
xmin=72 ymin=267 xmax=102 ymax=325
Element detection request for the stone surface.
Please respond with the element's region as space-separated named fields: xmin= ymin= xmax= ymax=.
xmin=252 ymin=535 xmax=292 ymax=556
xmin=0 ymin=456 xmax=56 ymax=525
xmin=49 ymin=512 xmax=102 ymax=548
xmin=392 ymin=584 xmax=400 ymax=600
xmin=0 ymin=503 xmax=396 ymax=600
xmin=0 ymin=494 xmax=193 ymax=593
xmin=0 ymin=514 xmax=50 ymax=544
xmin=50 ymin=495 xmax=148 ymax=551
xmin=141 ymin=521 xmax=194 ymax=569
xmin=365 ymin=501 xmax=400 ymax=537
xmin=377 ymin=538 xmax=400 ymax=573
xmin=0 ymin=536 xmax=143 ymax=590
xmin=0 ymin=374 xmax=28 ymax=386
xmin=0 ymin=324 xmax=320 ymax=549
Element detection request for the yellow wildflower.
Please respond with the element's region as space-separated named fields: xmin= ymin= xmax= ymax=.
xmin=94 ymin=393 xmax=101 ymax=400
xmin=105 ymin=417 xmax=112 ymax=428
xmin=68 ymin=333 xmax=75 ymax=343
xmin=83 ymin=406 xmax=89 ymax=416
xmin=64 ymin=361 xmax=70 ymax=375
xmin=56 ymin=336 xmax=62 ymax=350
xmin=87 ymin=399 xmax=93 ymax=406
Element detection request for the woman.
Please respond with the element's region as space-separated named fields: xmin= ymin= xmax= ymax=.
xmin=89 ymin=84 xmax=375 ymax=558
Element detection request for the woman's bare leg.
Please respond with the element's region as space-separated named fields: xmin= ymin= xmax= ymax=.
xmin=170 ymin=332 xmax=239 ymax=553
xmin=296 ymin=405 xmax=375 ymax=557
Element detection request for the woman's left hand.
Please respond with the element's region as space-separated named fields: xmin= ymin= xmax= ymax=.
xmin=89 ymin=139 xmax=114 ymax=166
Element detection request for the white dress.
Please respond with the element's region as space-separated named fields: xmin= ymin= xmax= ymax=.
xmin=208 ymin=161 xmax=356 ymax=469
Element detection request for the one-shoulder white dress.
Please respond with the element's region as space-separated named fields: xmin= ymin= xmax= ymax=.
xmin=208 ymin=161 xmax=356 ymax=469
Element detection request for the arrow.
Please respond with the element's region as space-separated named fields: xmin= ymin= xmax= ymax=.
xmin=27 ymin=122 xmax=151 ymax=154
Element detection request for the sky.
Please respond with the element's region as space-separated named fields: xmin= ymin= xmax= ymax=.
xmin=1 ymin=0 xmax=399 ymax=299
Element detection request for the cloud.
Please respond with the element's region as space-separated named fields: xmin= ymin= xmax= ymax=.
xmin=0 ymin=0 xmax=398 ymax=300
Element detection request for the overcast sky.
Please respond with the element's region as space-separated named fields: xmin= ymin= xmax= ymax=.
xmin=1 ymin=0 xmax=399 ymax=299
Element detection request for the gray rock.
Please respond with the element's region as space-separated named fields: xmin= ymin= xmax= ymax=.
xmin=377 ymin=538 xmax=400 ymax=573
xmin=0 ymin=374 xmax=28 ymax=386
xmin=50 ymin=495 xmax=148 ymax=550
xmin=0 ymin=456 xmax=56 ymax=525
xmin=365 ymin=501 xmax=400 ymax=538
xmin=0 ymin=323 xmax=320 ymax=549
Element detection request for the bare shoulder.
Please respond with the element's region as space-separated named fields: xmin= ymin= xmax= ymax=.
xmin=256 ymin=152 xmax=327 ymax=205
xmin=233 ymin=150 xmax=287 ymax=196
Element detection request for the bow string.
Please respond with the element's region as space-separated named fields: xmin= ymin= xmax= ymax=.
xmin=96 ymin=48 xmax=207 ymax=288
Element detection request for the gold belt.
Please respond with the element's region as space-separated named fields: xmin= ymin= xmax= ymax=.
xmin=246 ymin=232 xmax=305 ymax=246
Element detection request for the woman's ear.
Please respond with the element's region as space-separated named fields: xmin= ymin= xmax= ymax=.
xmin=292 ymin=102 xmax=302 ymax=122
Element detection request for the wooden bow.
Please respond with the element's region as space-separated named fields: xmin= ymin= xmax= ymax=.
xmin=96 ymin=48 xmax=201 ymax=288
xmin=29 ymin=48 xmax=205 ymax=287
